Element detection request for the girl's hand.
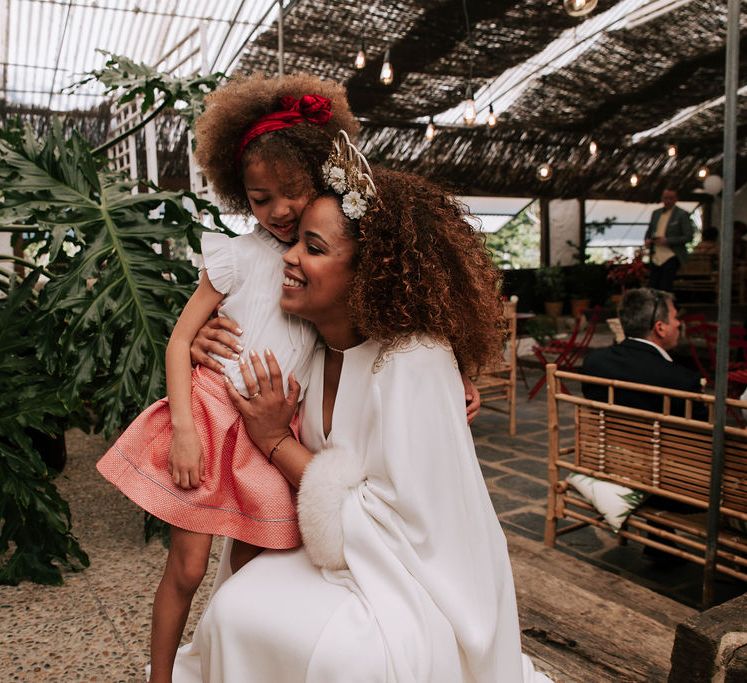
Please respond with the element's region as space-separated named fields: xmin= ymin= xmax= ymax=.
xmin=190 ymin=308 xmax=243 ymax=373
xmin=461 ymin=373 xmax=481 ymax=425
xmin=223 ymin=349 xmax=301 ymax=456
xmin=169 ymin=428 xmax=205 ymax=489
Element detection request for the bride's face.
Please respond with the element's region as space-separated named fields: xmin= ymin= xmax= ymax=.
xmin=280 ymin=196 xmax=356 ymax=325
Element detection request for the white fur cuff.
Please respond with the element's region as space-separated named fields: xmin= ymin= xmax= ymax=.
xmin=298 ymin=446 xmax=365 ymax=570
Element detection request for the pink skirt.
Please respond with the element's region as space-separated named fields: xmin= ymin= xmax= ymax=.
xmin=96 ymin=365 xmax=300 ymax=549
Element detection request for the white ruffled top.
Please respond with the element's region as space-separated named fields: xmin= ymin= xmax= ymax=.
xmin=200 ymin=228 xmax=317 ymax=399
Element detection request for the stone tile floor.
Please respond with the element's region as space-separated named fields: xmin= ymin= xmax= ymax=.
xmin=2 ymin=356 xmax=744 ymax=681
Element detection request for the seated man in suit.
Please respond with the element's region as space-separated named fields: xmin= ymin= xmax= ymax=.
xmin=583 ymin=288 xmax=707 ymax=561
xmin=582 ymin=287 xmax=707 ymax=420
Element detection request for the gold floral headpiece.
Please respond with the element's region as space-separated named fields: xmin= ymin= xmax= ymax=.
xmin=321 ymin=131 xmax=377 ymax=220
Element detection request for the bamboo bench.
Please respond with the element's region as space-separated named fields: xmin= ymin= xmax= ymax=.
xmin=543 ymin=364 xmax=747 ymax=582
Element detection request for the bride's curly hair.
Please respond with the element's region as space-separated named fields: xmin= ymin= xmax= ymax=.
xmin=349 ymin=168 xmax=504 ymax=372
xmin=195 ymin=72 xmax=359 ymax=214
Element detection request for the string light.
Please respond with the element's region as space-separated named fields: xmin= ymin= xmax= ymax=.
xmin=354 ymin=39 xmax=366 ymax=70
xmin=537 ymin=163 xmax=553 ymax=181
xmin=589 ymin=140 xmax=598 ymax=156
xmin=667 ymin=144 xmax=677 ymax=158
xmin=563 ymin=0 xmax=598 ymax=17
xmin=380 ymin=48 xmax=393 ymax=85
xmin=463 ymin=83 xmax=476 ymax=126
xmin=487 ymin=103 xmax=497 ymax=128
xmin=461 ymin=0 xmax=476 ymax=127
xmin=425 ymin=116 xmax=436 ymax=141
xmin=697 ymin=166 xmax=709 ymax=179
xmin=629 ymin=173 xmax=639 ymax=188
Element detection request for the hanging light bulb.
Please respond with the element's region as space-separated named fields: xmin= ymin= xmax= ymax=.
xmin=354 ymin=39 xmax=366 ymax=70
xmin=425 ymin=116 xmax=436 ymax=141
xmin=563 ymin=0 xmax=598 ymax=17
xmin=487 ymin=103 xmax=497 ymax=128
xmin=667 ymin=144 xmax=677 ymax=158
xmin=463 ymin=83 xmax=476 ymax=126
xmin=379 ymin=48 xmax=393 ymax=85
xmin=537 ymin=163 xmax=553 ymax=181
xmin=589 ymin=140 xmax=598 ymax=156
xmin=697 ymin=166 xmax=709 ymax=179
xmin=629 ymin=173 xmax=639 ymax=188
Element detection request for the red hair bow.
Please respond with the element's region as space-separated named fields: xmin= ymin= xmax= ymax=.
xmin=235 ymin=94 xmax=333 ymax=165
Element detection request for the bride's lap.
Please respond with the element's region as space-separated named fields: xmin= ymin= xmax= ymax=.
xmin=197 ymin=547 xmax=385 ymax=682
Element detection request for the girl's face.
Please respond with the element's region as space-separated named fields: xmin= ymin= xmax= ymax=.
xmin=280 ymin=196 xmax=356 ymax=325
xmin=243 ymin=156 xmax=312 ymax=243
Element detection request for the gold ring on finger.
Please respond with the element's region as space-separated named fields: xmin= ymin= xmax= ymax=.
xmin=247 ymin=391 xmax=261 ymax=400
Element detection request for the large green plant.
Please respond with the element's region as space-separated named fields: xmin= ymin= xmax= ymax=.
xmin=0 ymin=269 xmax=89 ymax=584
xmin=0 ymin=119 xmax=222 ymax=582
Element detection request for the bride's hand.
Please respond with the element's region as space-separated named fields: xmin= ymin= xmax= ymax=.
xmin=190 ymin=308 xmax=243 ymax=373
xmin=223 ymin=348 xmax=301 ymax=456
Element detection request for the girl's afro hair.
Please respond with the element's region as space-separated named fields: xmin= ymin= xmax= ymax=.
xmin=194 ymin=72 xmax=359 ymax=213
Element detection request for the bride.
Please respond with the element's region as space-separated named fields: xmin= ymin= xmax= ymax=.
xmin=177 ymin=148 xmax=551 ymax=682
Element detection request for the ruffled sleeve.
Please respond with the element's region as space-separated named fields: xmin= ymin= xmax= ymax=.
xmin=200 ymin=232 xmax=237 ymax=295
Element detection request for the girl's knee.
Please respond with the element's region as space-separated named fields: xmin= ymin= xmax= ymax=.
xmin=167 ymin=547 xmax=209 ymax=594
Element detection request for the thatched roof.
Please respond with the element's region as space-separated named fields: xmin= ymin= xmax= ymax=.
xmin=6 ymin=1 xmax=742 ymax=202
xmin=235 ymin=0 xmax=747 ymax=201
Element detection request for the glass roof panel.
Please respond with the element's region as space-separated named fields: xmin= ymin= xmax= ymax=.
xmin=2 ymin=0 xmax=281 ymax=111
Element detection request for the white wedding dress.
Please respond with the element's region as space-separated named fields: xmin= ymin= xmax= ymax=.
xmin=173 ymin=338 xmax=551 ymax=682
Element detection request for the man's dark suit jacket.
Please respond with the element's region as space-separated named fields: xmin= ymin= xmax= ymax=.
xmin=581 ymin=338 xmax=707 ymax=420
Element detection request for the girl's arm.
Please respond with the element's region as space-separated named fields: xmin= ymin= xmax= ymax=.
xmin=167 ymin=271 xmax=225 ymax=488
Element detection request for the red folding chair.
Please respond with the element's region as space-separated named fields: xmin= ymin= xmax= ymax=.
xmin=685 ymin=320 xmax=747 ymax=423
xmin=528 ymin=306 xmax=603 ymax=400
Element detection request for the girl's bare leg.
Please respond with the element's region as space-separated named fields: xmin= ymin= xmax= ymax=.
xmin=149 ymin=527 xmax=213 ymax=683
xmin=230 ymin=540 xmax=263 ymax=574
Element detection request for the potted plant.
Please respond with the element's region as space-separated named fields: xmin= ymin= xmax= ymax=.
xmin=605 ymin=251 xmax=649 ymax=304
xmin=535 ymin=265 xmax=566 ymax=317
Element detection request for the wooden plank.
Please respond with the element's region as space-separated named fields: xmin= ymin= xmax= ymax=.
xmin=508 ymin=534 xmax=693 ymax=682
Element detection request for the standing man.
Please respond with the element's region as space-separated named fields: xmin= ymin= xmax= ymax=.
xmin=645 ymin=188 xmax=695 ymax=291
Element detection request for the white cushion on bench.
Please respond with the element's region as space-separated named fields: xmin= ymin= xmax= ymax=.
xmin=566 ymin=473 xmax=646 ymax=532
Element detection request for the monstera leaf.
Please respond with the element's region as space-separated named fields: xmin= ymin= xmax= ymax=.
xmin=0 ymin=270 xmax=89 ymax=585
xmin=72 ymin=51 xmax=225 ymax=137
xmin=0 ymin=120 xmax=224 ymax=435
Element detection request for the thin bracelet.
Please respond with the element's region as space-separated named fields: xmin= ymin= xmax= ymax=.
xmin=268 ymin=433 xmax=294 ymax=465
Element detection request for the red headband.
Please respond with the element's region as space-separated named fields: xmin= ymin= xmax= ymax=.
xmin=235 ymin=94 xmax=333 ymax=166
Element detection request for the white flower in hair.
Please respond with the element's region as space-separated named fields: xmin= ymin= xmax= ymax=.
xmin=322 ymin=162 xmax=347 ymax=193
xmin=341 ymin=191 xmax=367 ymax=220
xmin=323 ymin=131 xmax=376 ymax=219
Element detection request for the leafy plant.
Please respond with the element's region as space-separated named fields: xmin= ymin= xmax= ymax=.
xmin=0 ymin=121 xmax=223 ymax=435
xmin=605 ymin=250 xmax=649 ymax=291
xmin=0 ymin=115 xmax=225 ymax=582
xmin=70 ymin=51 xmax=225 ymax=154
xmin=0 ymin=269 xmax=89 ymax=584
xmin=526 ymin=315 xmax=557 ymax=347
xmin=535 ymin=265 xmax=566 ymax=301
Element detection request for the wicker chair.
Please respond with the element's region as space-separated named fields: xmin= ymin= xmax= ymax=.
xmin=474 ymin=299 xmax=517 ymax=435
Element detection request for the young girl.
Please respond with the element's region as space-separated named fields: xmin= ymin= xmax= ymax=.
xmin=96 ymin=72 xmax=359 ymax=683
